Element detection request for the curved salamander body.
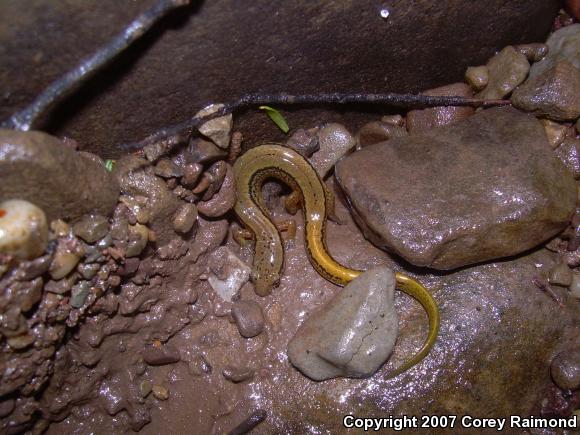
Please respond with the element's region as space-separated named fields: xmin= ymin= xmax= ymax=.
xmin=233 ymin=143 xmax=439 ymax=376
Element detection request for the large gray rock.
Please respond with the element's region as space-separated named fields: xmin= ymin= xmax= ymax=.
xmin=288 ymin=266 xmax=398 ymax=381
xmin=530 ymin=24 xmax=580 ymax=78
xmin=0 ymin=129 xmax=119 ymax=222
xmin=511 ymin=60 xmax=580 ymax=121
xmin=335 ymin=107 xmax=576 ymax=270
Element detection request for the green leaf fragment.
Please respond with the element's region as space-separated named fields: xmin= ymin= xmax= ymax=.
xmin=259 ymin=106 xmax=289 ymax=133
xmin=104 ymin=159 xmax=115 ymax=172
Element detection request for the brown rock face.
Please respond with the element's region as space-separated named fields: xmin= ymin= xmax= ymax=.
xmin=0 ymin=0 xmax=560 ymax=157
xmin=0 ymin=129 xmax=119 ymax=221
xmin=511 ymin=60 xmax=580 ymax=121
xmin=335 ymin=107 xmax=576 ymax=270
xmin=407 ymin=83 xmax=475 ymax=134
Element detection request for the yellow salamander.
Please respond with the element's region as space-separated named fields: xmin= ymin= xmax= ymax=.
xmin=233 ymin=144 xmax=439 ymax=376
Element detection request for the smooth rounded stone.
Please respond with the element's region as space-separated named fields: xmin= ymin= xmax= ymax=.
xmin=195 ymin=103 xmax=233 ymax=149
xmin=197 ymin=163 xmax=236 ymax=218
xmin=512 ymin=61 xmax=580 ymax=121
xmin=7 ymin=333 xmax=35 ymax=350
xmin=542 ymin=119 xmax=569 ymax=149
xmin=113 ymin=155 xmax=181 ymax=245
xmin=185 ymin=139 xmax=228 ymax=165
xmin=555 ymin=139 xmax=580 ymax=180
xmin=222 ymin=366 xmax=255 ymax=383
xmin=530 ymin=24 xmax=580 ymax=78
xmin=335 ymin=107 xmax=576 ymax=269
xmin=207 ymin=246 xmax=251 ymax=302
xmin=0 ymin=130 xmax=119 ymax=221
xmin=154 ymin=158 xmax=183 ymax=178
xmin=407 ymin=83 xmax=475 ymax=134
xmin=309 ymin=123 xmax=356 ymax=178
xmin=179 ymin=163 xmax=203 ymax=188
xmin=465 ymin=65 xmax=489 ymax=92
xmin=151 ymin=385 xmax=169 ymax=401
xmin=78 ymin=263 xmax=100 ymax=280
xmin=49 ymin=249 xmax=81 ymax=280
xmin=138 ymin=380 xmax=152 ymax=398
xmin=50 ymin=219 xmax=70 ymax=238
xmin=125 ymin=224 xmax=149 ymax=258
xmin=142 ymin=343 xmax=181 ymax=366
xmin=548 ymin=261 xmax=573 ymax=287
xmin=172 ymin=203 xmax=198 ymax=234
xmin=0 ymin=398 xmax=15 ymax=418
xmin=288 ymin=266 xmax=398 ymax=381
xmin=475 ymin=46 xmax=530 ymax=100
xmin=513 ymin=43 xmax=549 ymax=63
xmin=0 ymin=199 xmax=48 ymax=260
xmin=381 ymin=115 xmax=404 ymax=126
xmin=70 ymin=281 xmax=91 ymax=308
xmin=286 ymin=128 xmax=319 ymax=157
xmin=357 ymin=121 xmax=407 ymax=148
xmin=232 ymin=300 xmax=265 ymax=338
xmin=72 ymin=214 xmax=109 ymax=243
xmin=551 ymin=348 xmax=580 ymax=390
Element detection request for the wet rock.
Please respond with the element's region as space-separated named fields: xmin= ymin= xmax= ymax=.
xmin=72 ymin=214 xmax=109 ymax=244
xmin=232 ymin=300 xmax=265 ymax=338
xmin=551 ymin=348 xmax=580 ymax=390
xmin=569 ymin=272 xmax=580 ymax=298
xmin=530 ymin=24 xmax=580 ymax=78
xmin=197 ymin=163 xmax=236 ymax=218
xmin=179 ymin=163 xmax=203 ymax=188
xmin=542 ymin=119 xmax=569 ymax=149
xmin=513 ymin=43 xmax=549 ymax=63
xmin=44 ymin=273 xmax=78 ymax=294
xmin=407 ymin=83 xmax=475 ymax=134
xmin=309 ymin=123 xmax=356 ymax=178
xmin=0 ymin=130 xmax=119 ymax=221
xmin=288 ymin=266 xmax=398 ymax=381
xmin=154 ymin=158 xmax=183 ymax=178
xmin=49 ymin=247 xmax=81 ymax=280
xmin=125 ymin=224 xmax=149 ymax=258
xmin=222 ymin=366 xmax=255 ymax=383
xmin=0 ymin=398 xmax=15 ymax=418
xmin=189 ymin=217 xmax=229 ymax=262
xmin=465 ymin=65 xmax=489 ymax=92
xmin=207 ymin=247 xmax=251 ymax=302
xmin=335 ymin=107 xmax=576 ymax=269
xmin=138 ymin=380 xmax=152 ymax=398
xmin=556 ymin=139 xmax=580 ymax=180
xmin=113 ymin=155 xmax=181 ymax=245
xmin=142 ymin=343 xmax=181 ymax=366
xmin=184 ymin=138 xmax=228 ymax=165
xmin=195 ymin=161 xmax=227 ymax=201
xmin=196 ymin=103 xmax=233 ymax=149
xmin=152 ymin=385 xmax=169 ymax=401
xmin=512 ymin=61 xmax=580 ymax=121
xmin=0 ymin=199 xmax=48 ymax=260
xmin=7 ymin=334 xmax=35 ymax=350
xmin=476 ymin=46 xmax=530 ymax=100
xmin=286 ymin=129 xmax=319 ymax=157
xmin=78 ymin=262 xmax=100 ymax=280
xmin=188 ymin=354 xmax=212 ymax=376
xmin=70 ymin=281 xmax=92 ymax=308
xmin=15 ymin=255 xmax=52 ymax=281
xmin=549 ymin=261 xmax=573 ymax=287
xmin=357 ymin=121 xmax=407 ymax=148
xmin=172 ymin=203 xmax=198 ymax=234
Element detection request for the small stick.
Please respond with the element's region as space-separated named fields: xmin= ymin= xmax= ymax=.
xmin=532 ymin=275 xmax=565 ymax=308
xmin=1 ymin=0 xmax=191 ymax=131
xmin=121 ymin=92 xmax=511 ymax=152
xmin=227 ymin=409 xmax=267 ymax=435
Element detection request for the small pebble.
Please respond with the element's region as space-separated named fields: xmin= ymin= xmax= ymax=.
xmin=139 ymin=380 xmax=152 ymax=398
xmin=465 ymin=65 xmax=489 ymax=92
xmin=154 ymin=158 xmax=183 ymax=178
xmin=309 ymin=123 xmax=356 ymax=178
xmin=126 ymin=224 xmax=149 ymax=258
xmin=16 ymin=254 xmax=52 ymax=280
xmin=173 ymin=203 xmax=198 ymax=234
xmin=286 ymin=128 xmax=320 ymax=157
xmin=513 ymin=43 xmax=549 ymax=63
xmin=7 ymin=333 xmax=35 ymax=350
xmin=476 ymin=46 xmax=530 ymax=100
xmin=222 ymin=366 xmax=255 ymax=383
xmin=180 ymin=163 xmax=203 ymax=187
xmin=357 ymin=121 xmax=407 ymax=147
xmin=380 ymin=115 xmax=404 ymax=126
xmin=0 ymin=398 xmax=15 ymax=418
xmin=551 ymin=348 xmax=580 ymax=390
xmin=555 ymin=139 xmax=580 ymax=180
xmin=152 ymin=385 xmax=169 ymax=401
xmin=0 ymin=199 xmax=48 ymax=260
xmin=231 ymin=300 xmax=265 ymax=338
xmin=78 ymin=262 xmax=101 ymax=280
xmin=142 ymin=343 xmax=181 ymax=366
xmin=49 ymin=250 xmax=81 ymax=280
xmin=186 ymin=138 xmax=228 ymax=164
xmin=188 ymin=354 xmax=212 ymax=376
xmin=196 ymin=103 xmax=233 ymax=149
xmin=549 ymin=261 xmax=573 ymax=287
xmin=118 ymin=258 xmax=140 ymax=277
xmin=50 ymin=219 xmax=70 ymax=238
xmin=72 ymin=214 xmax=109 ymax=243
xmin=541 ymin=119 xmax=569 ymax=149
xmin=569 ymin=271 xmax=580 ymax=299
xmin=70 ymin=281 xmax=92 ymax=308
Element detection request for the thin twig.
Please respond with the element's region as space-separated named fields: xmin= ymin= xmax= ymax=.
xmin=1 ymin=0 xmax=191 ymax=132
xmin=227 ymin=409 xmax=267 ymax=435
xmin=532 ymin=275 xmax=565 ymax=308
xmin=121 ymin=92 xmax=511 ymax=152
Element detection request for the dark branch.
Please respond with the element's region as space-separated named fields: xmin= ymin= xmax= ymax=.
xmin=122 ymin=92 xmax=511 ymax=152
xmin=227 ymin=409 xmax=267 ymax=435
xmin=0 ymin=0 xmax=190 ymax=131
